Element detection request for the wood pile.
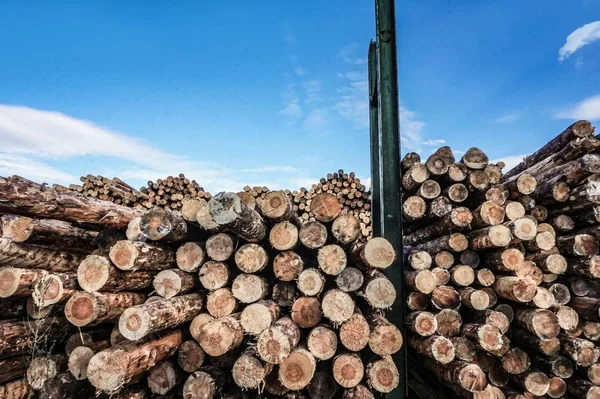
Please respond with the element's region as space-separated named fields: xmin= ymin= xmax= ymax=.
xmin=59 ymin=174 xmax=150 ymax=207
xmin=0 ymin=176 xmax=399 ymax=398
xmin=403 ymin=120 xmax=600 ymax=398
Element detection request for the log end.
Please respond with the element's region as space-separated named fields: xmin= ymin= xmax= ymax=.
xmin=369 ymin=323 xmax=403 ymax=356
xmin=118 ymin=306 xmax=152 ymax=341
xmin=153 ymin=269 xmax=184 ymax=299
xmin=68 ymin=346 xmax=95 ymax=380
xmin=279 ymin=349 xmax=316 ymax=390
xmin=27 ymin=357 xmax=60 ymax=390
xmin=307 ymin=326 xmax=338 ymax=361
xmin=322 ymin=289 xmax=355 ymax=323
xmin=178 ymin=340 xmax=205 ymax=373
xmin=311 ymin=193 xmax=342 ymax=222
xmin=109 ymin=240 xmax=138 ymax=270
xmin=0 ymin=267 xmax=23 ymax=298
xmin=232 ymin=354 xmax=267 ymax=389
xmin=65 ymin=291 xmax=98 ymax=327
xmin=77 ymin=255 xmax=112 ymax=292
xmin=340 ymin=313 xmax=371 ymax=351
xmin=176 ymin=242 xmax=205 ymax=272
xmin=241 ymin=302 xmax=276 ymax=335
xmin=333 ymin=353 xmax=364 ymax=389
xmin=299 ymin=221 xmax=328 ymax=249
xmin=362 ymin=237 xmax=396 ymax=269
xmin=234 ymin=243 xmax=268 ymax=273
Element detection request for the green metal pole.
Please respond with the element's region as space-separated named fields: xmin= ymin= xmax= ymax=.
xmin=375 ymin=0 xmax=406 ymax=397
xmin=368 ymin=40 xmax=381 ymax=238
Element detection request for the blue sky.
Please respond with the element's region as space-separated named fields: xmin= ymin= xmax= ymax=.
xmin=1 ymin=1 xmax=599 ymax=192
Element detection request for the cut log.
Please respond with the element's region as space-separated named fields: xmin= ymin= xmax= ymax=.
xmin=307 ymin=371 xmax=338 ymax=399
xmin=515 ymin=308 xmax=560 ymax=340
xmin=472 ymin=201 xmax=505 ymax=228
xmin=432 ymin=267 xmax=450 ymax=286
xmin=462 ymin=147 xmax=489 ymax=170
xmin=569 ymin=296 xmax=600 ymax=322
xmin=459 ymin=287 xmax=490 ymax=310
xmin=147 ymin=360 xmax=183 ymax=395
xmin=307 ymin=325 xmax=338 ymax=360
xmin=65 ymin=291 xmax=145 ymax=327
xmin=331 ymin=353 xmax=364 ymax=389
xmin=178 ymin=340 xmax=205 ymax=373
xmin=402 ymin=152 xmax=422 ymax=171
xmin=0 ymin=238 xmax=84 ymax=272
xmin=493 ymin=276 xmax=537 ymax=302
xmin=513 ymin=370 xmax=549 ymax=397
xmin=195 ymin=198 xmax=222 ymax=232
xmin=234 ymin=243 xmax=268 ymax=274
xmin=403 ymin=196 xmax=427 ymax=222
xmin=427 ymin=359 xmax=487 ymax=393
xmin=109 ymin=240 xmax=175 ymax=271
xmin=1 ymin=214 xmax=99 ymax=253
xmin=485 ymin=248 xmax=524 ymax=271
xmin=512 ymin=327 xmax=561 ymax=357
xmin=270 ymin=221 xmax=299 ymax=251
xmin=231 ymin=273 xmax=268 ymax=304
xmin=531 ymin=354 xmax=573 ymax=379
xmin=68 ymin=340 xmax=110 ymax=380
xmin=531 ymin=286 xmax=556 ymax=309
xmin=240 ymin=300 xmax=280 ymax=335
xmin=119 ymin=293 xmax=204 ymax=340
xmin=298 ymin=268 xmax=326 ymax=296
xmin=331 ymin=214 xmax=360 ymax=245
xmin=567 ymin=377 xmax=600 ymax=399
xmin=0 ymin=176 xmax=143 ymax=228
xmin=232 ymin=349 xmax=269 ymax=390
xmin=181 ymin=198 xmax=204 ymax=222
xmin=461 ymin=323 xmax=503 ymax=353
xmin=279 ymin=347 xmax=316 ymax=390
xmin=274 ymin=251 xmax=304 ymax=281
xmin=514 ymin=260 xmax=543 ymax=285
xmin=547 ymin=377 xmax=567 ymax=398
xmin=501 ymin=347 xmax=531 ymax=375
xmin=126 ymin=217 xmax=146 ymax=242
xmin=435 ymin=309 xmax=462 ymax=338
xmin=431 ymin=285 xmax=460 ymax=310
xmin=408 ymin=250 xmax=432 ymax=270
xmin=0 ymin=267 xmax=46 ymax=298
xmin=260 ymin=191 xmax=296 ymax=222
xmin=470 ymin=225 xmax=511 ymax=250
xmin=206 ymin=233 xmax=236 ymax=261
xmin=405 ymin=270 xmax=437 ymax=294
xmin=189 ymin=313 xmax=215 ymax=343
xmin=272 ymin=282 xmax=297 ymax=308
xmin=77 ymin=255 xmax=154 ymax=292
xmin=403 ymin=207 xmax=472 ymax=246
xmin=556 ymin=305 xmax=579 ymax=331
xmin=362 ymin=271 xmax=396 ymax=309
xmin=257 ymin=317 xmax=301 ymax=364
xmin=506 ymin=217 xmax=537 ymax=241
xmin=408 ymin=335 xmax=455 ymax=364
xmin=298 ymin=221 xmax=328 ymax=249
xmin=406 ymin=311 xmax=437 ymax=337
xmin=416 ymin=179 xmax=441 ymax=200
xmin=153 ymin=269 xmax=200 ymax=298
xmin=547 ymin=282 xmax=571 ymax=305
xmin=450 ymin=265 xmax=475 ymax=287
xmin=182 ymin=366 xmax=226 ymax=399
xmin=368 ymin=314 xmax=403 ymax=355
xmin=475 ymin=268 xmax=495 ymax=287
xmin=557 ymin=233 xmax=599 ymax=256
xmin=317 ymin=245 xmax=347 ymax=275
xmin=198 ymin=260 xmax=229 ymax=291
xmin=140 ymin=207 xmax=190 ymax=242
xmin=339 ymin=311 xmax=371 ymax=351
xmin=176 ymin=242 xmax=205 ymax=272
xmin=505 ymin=201 xmax=526 ymax=221
xmin=198 ymin=314 xmax=243 ymax=357
xmin=26 ymin=354 xmax=67 ymax=390
xmin=583 ymin=363 xmax=600 ymax=385
xmin=32 ymin=272 xmax=77 ymax=307
xmin=450 ymin=337 xmax=476 ymax=361
xmin=444 ymin=183 xmax=469 ymax=203
xmin=467 ymin=170 xmax=489 ymax=191
xmin=434 ymin=250 xmax=455 ymax=268
xmin=583 ymin=321 xmax=600 ymax=341
xmin=527 ymin=253 xmax=567 ymax=275
xmin=413 ymin=233 xmax=469 ymax=253
xmin=403 ymin=163 xmax=430 ymax=192
xmin=87 ymin=330 xmax=182 ymax=394
xmin=310 ymin=193 xmax=341 ymax=222
xmin=353 ymin=237 xmax=395 ymax=269
xmin=560 ymin=336 xmax=600 ymax=367
xmin=209 ymin=192 xmax=267 ymax=242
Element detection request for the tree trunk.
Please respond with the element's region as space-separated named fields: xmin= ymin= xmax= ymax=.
xmin=234 ymin=243 xmax=268 ymax=273
xmin=1 ymin=214 xmax=99 ymax=253
xmin=109 ymin=240 xmax=175 ymax=271
xmin=198 ymin=313 xmax=243 ymax=357
xmin=402 ymin=152 xmax=422 ymax=171
xmin=65 ymin=291 xmax=145 ymax=327
xmin=0 ymin=318 xmax=70 ymax=360
xmin=431 ymin=286 xmax=460 ymax=310
xmin=153 ymin=269 xmax=199 ymax=298
xmin=531 ymin=353 xmax=573 ymax=379
xmin=307 ymin=325 xmax=338 ymax=360
xmin=412 ymin=233 xmax=469 ymax=253
xmin=0 ymin=379 xmax=32 ymax=399
xmin=332 ymin=353 xmax=363 ymax=388
xmin=209 ymin=192 xmax=270 ymax=243
xmin=403 ymin=207 xmax=472 ymax=246
xmin=0 ymin=357 xmax=29 ymax=385
xmin=77 ymin=255 xmax=154 ymax=292
xmin=240 ymin=300 xmax=279 ymax=336
xmin=462 ymin=147 xmax=489 ymax=170
xmin=0 ymin=176 xmax=143 ymax=229
xmin=87 ymin=330 xmax=183 ymax=394
xmin=176 ymin=242 xmax=205 ymax=272
xmin=408 ymin=335 xmax=455 ymax=364
xmin=0 ymin=267 xmax=46 ymax=298
xmin=257 ymin=316 xmax=301 ymax=364
xmin=298 ymin=221 xmax=328 ymax=249
xmin=119 ymin=293 xmax=204 ymax=341
xmin=0 ymin=238 xmax=84 ymax=273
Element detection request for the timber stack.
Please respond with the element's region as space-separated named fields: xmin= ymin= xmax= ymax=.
xmin=403 ymin=120 xmax=600 ymax=398
xmin=0 ymin=175 xmax=399 ymax=398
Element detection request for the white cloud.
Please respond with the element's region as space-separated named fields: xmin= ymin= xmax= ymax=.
xmin=556 ymin=94 xmax=600 ymax=120
xmin=340 ymin=43 xmax=368 ymax=65
xmin=491 ymin=154 xmax=528 ymax=173
xmin=279 ymin=84 xmax=303 ymax=119
xmin=495 ymin=112 xmax=522 ymax=123
xmin=282 ymin=22 xmax=296 ymax=47
xmin=303 ymin=108 xmax=331 ymax=131
xmin=301 ymin=80 xmax=323 ymax=104
xmin=0 ymin=104 xmax=304 ymax=192
xmin=293 ymin=67 xmax=305 ymax=77
xmin=559 ymin=21 xmax=600 ymax=61
xmin=400 ymin=107 xmax=426 ymax=152
xmin=421 ymin=139 xmax=446 ymax=146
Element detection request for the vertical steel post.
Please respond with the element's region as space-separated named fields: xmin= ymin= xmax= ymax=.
xmin=374 ymin=0 xmax=406 ymax=397
xmin=368 ymin=40 xmax=382 ymax=238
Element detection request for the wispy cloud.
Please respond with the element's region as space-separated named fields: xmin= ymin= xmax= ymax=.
xmin=282 ymin=22 xmax=297 ymax=47
xmin=421 ymin=139 xmax=446 ymax=146
xmin=340 ymin=43 xmax=368 ymax=65
xmin=495 ymin=112 xmax=522 ymax=123
xmin=559 ymin=20 xmax=600 ymax=61
xmin=491 ymin=154 xmax=528 ymax=173
xmin=279 ymin=84 xmax=303 ymax=119
xmin=303 ymin=108 xmax=331 ymax=131
xmin=0 ymin=104 xmax=303 ymax=191
xmin=301 ymin=80 xmax=323 ymax=104
xmin=400 ymin=108 xmax=426 ymax=152
xmin=555 ymin=94 xmax=600 ymax=120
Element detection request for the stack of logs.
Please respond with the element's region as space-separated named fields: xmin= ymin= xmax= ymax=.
xmin=241 ymin=171 xmax=372 ymax=244
xmin=403 ymin=120 xmax=600 ymax=398
xmin=0 ymin=175 xmax=400 ymax=398
xmin=58 ymin=174 xmax=150 ymax=207
xmin=140 ymin=174 xmax=210 ymax=211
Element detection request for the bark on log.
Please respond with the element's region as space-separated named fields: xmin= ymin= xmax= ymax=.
xmin=32 ymin=272 xmax=77 ymax=307
xmin=560 ymin=336 xmax=600 ymax=367
xmin=515 ymin=308 xmax=560 ymax=340
xmin=0 ymin=317 xmax=70 ymax=359
xmin=0 ymin=176 xmax=143 ymax=229
xmin=189 ymin=313 xmax=215 ymax=343
xmin=87 ymin=330 xmax=183 ymax=394
xmin=195 ymin=198 xmax=222 ymax=233
xmin=77 ymin=255 xmax=154 ymax=292
xmin=557 ymin=233 xmax=599 ymax=256
xmin=569 ymin=296 xmax=600 ymax=322
xmin=0 ymin=357 xmax=29 ymax=385
xmin=68 ymin=340 xmax=110 ymax=380
xmin=403 ymin=163 xmax=430 ymax=192
xmin=0 ymin=267 xmax=46 ymax=298
xmin=501 ymin=347 xmax=531 ymax=375
xmin=403 ymin=207 xmax=472 ymax=246
xmin=0 ymin=238 xmax=84 ymax=272
xmin=257 ymin=317 xmax=300 ymax=364
xmin=119 ymin=293 xmax=204 ymax=341
xmin=209 ymin=192 xmax=267 ymax=242
xmin=199 ymin=314 xmax=243 ymax=357
xmin=26 ymin=354 xmax=68 ymax=390
xmin=307 ymin=371 xmax=338 ymax=399
xmin=126 ymin=217 xmax=146 ymax=242
xmin=566 ymin=377 xmax=600 ymax=399
xmin=470 ymin=225 xmax=512 ymax=250
xmin=450 ymin=336 xmax=476 ymax=361
xmin=492 ymin=276 xmax=537 ymax=302
xmin=511 ymin=327 xmax=561 ymax=357
xmin=232 ymin=349 xmax=270 ymax=390
xmin=1 ymin=214 xmax=99 ymax=253
xmin=527 ymin=253 xmax=567 ymax=275
xmin=65 ymin=291 xmax=145 ymax=327
xmin=408 ymin=335 xmax=455 ymax=364
xmin=109 ymin=240 xmax=175 ymax=271
xmin=431 ymin=286 xmax=460 ymax=310
xmin=531 ymin=354 xmax=574 ymax=379
xmin=178 ymin=340 xmax=205 ymax=373
xmin=368 ymin=314 xmax=403 ymax=355
xmin=426 ymin=359 xmax=487 ymax=393
xmin=412 ymin=233 xmax=469 ymax=253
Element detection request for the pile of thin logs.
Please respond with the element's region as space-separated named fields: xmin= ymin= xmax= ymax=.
xmin=140 ymin=174 xmax=210 ymax=211
xmin=59 ymin=174 xmax=149 ymax=207
xmin=240 ymin=170 xmax=372 ymax=244
xmin=0 ymin=175 xmax=400 ymax=398
xmin=403 ymin=120 xmax=600 ymax=398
